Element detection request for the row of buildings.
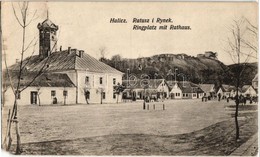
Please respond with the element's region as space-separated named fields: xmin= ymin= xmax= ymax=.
xmin=121 ymin=78 xmax=258 ymax=101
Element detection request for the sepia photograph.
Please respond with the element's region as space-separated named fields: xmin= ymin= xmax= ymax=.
xmin=1 ymin=1 xmax=258 ymax=156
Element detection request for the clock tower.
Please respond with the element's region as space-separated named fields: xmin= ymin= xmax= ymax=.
xmin=37 ymin=16 xmax=59 ymax=58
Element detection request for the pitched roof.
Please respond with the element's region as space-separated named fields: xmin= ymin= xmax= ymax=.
xmin=3 ymin=71 xmax=75 ymax=88
xmin=241 ymin=85 xmax=252 ymax=93
xmin=167 ymin=81 xmax=203 ymax=93
xmin=199 ymin=84 xmax=215 ymax=93
xmin=8 ymin=49 xmax=123 ymax=75
xmin=37 ymin=19 xmax=59 ymax=30
xmin=122 ymin=79 xmax=165 ymax=89
xmin=221 ymin=84 xmax=236 ymax=92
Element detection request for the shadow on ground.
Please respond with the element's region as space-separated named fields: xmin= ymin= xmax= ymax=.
xmin=9 ymin=113 xmax=257 ymax=156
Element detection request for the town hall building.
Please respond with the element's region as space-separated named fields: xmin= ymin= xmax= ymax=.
xmin=3 ymin=17 xmax=123 ymax=106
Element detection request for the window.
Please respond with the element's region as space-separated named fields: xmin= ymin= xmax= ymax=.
xmin=63 ymin=90 xmax=68 ymax=97
xmin=102 ymin=92 xmax=106 ymax=99
xmin=16 ymin=90 xmax=21 ymax=99
xmin=51 ymin=90 xmax=56 ymax=97
xmin=186 ymin=94 xmax=188 ymax=97
xmin=113 ymin=93 xmax=116 ymax=99
xmin=85 ymin=76 xmax=89 ymax=84
xmin=183 ymin=93 xmax=185 ymax=97
xmin=100 ymin=77 xmax=103 ymax=84
xmin=113 ymin=78 xmax=116 ymax=85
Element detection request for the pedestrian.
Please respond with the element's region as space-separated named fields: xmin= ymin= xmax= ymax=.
xmin=218 ymin=93 xmax=221 ymax=101
xmin=250 ymin=97 xmax=253 ymax=104
xmin=244 ymin=97 xmax=247 ymax=105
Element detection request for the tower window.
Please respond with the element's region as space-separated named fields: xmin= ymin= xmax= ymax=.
xmin=100 ymin=77 xmax=103 ymax=84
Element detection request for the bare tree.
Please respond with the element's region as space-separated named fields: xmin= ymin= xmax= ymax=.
xmin=3 ymin=2 xmax=59 ymax=153
xmin=224 ymin=17 xmax=257 ymax=141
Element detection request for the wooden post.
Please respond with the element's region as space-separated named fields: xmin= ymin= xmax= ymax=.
xmin=153 ymin=104 xmax=155 ymax=110
xmin=147 ymin=104 xmax=149 ymax=110
xmin=163 ymin=104 xmax=165 ymax=110
xmin=4 ymin=109 xmax=11 ymax=150
xmin=13 ymin=116 xmax=21 ymax=154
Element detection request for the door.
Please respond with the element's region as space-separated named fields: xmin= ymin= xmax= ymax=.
xmin=31 ymin=91 xmax=38 ymax=105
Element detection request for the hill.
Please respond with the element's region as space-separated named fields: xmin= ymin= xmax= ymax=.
xmin=101 ymin=53 xmax=257 ymax=87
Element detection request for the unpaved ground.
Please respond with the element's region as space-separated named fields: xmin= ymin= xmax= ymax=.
xmin=2 ymin=99 xmax=257 ymax=155
xmin=9 ymin=113 xmax=258 ymax=155
xmin=2 ymin=99 xmax=230 ymax=144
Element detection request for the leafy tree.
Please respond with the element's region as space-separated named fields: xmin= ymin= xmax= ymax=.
xmin=114 ymin=83 xmax=125 ymax=103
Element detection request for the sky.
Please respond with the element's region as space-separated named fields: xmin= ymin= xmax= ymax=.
xmin=2 ymin=2 xmax=258 ymax=66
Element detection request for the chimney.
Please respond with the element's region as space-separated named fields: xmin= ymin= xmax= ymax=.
xmin=68 ymin=47 xmax=71 ymax=54
xmin=78 ymin=50 xmax=84 ymax=58
xmin=60 ymin=46 xmax=62 ymax=51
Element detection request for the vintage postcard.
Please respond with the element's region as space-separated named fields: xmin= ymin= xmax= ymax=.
xmin=1 ymin=1 xmax=258 ymax=156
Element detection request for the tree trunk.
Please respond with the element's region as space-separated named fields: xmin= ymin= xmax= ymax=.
xmin=117 ymin=94 xmax=119 ymax=104
xmin=101 ymin=93 xmax=103 ymax=104
xmin=6 ymin=99 xmax=18 ymax=151
xmin=3 ymin=109 xmax=12 ymax=151
xmin=14 ymin=117 xmax=21 ymax=154
xmin=235 ymin=99 xmax=240 ymax=140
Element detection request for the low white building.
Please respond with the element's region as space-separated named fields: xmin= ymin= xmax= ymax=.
xmin=199 ymin=84 xmax=216 ymax=97
xmin=169 ymin=83 xmax=182 ymax=99
xmin=241 ymin=85 xmax=257 ymax=97
xmin=3 ymin=73 xmax=76 ymax=106
xmin=122 ymin=79 xmax=170 ymax=100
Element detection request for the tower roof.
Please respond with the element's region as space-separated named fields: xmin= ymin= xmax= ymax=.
xmin=37 ymin=19 xmax=58 ymax=30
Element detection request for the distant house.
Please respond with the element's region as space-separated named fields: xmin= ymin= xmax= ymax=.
xmin=197 ymin=51 xmax=218 ymax=59
xmin=122 ymin=79 xmax=169 ymax=100
xmin=241 ymin=85 xmax=257 ymax=97
xmin=204 ymin=51 xmax=218 ymax=59
xmin=252 ymin=74 xmax=258 ymax=90
xmin=181 ymin=85 xmax=197 ymax=99
xmin=173 ymin=81 xmax=203 ymax=99
xmin=199 ymin=84 xmax=216 ymax=97
xmin=169 ymin=83 xmax=182 ymax=99
xmin=217 ymin=85 xmax=237 ymax=98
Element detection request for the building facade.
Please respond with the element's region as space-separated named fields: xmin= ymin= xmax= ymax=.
xmin=4 ymin=17 xmax=123 ymax=106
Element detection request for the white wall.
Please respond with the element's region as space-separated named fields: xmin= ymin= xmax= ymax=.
xmin=157 ymin=80 xmax=170 ymax=98
xmin=170 ymin=84 xmax=182 ymax=99
xmin=77 ymin=70 xmax=123 ymax=104
xmin=243 ymin=86 xmax=257 ymax=97
xmin=3 ymin=86 xmax=76 ymax=106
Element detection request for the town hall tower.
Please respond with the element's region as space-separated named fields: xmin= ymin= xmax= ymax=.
xmin=37 ymin=16 xmax=59 ymax=58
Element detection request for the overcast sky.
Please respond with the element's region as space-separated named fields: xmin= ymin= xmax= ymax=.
xmin=2 ymin=2 xmax=258 ymax=66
